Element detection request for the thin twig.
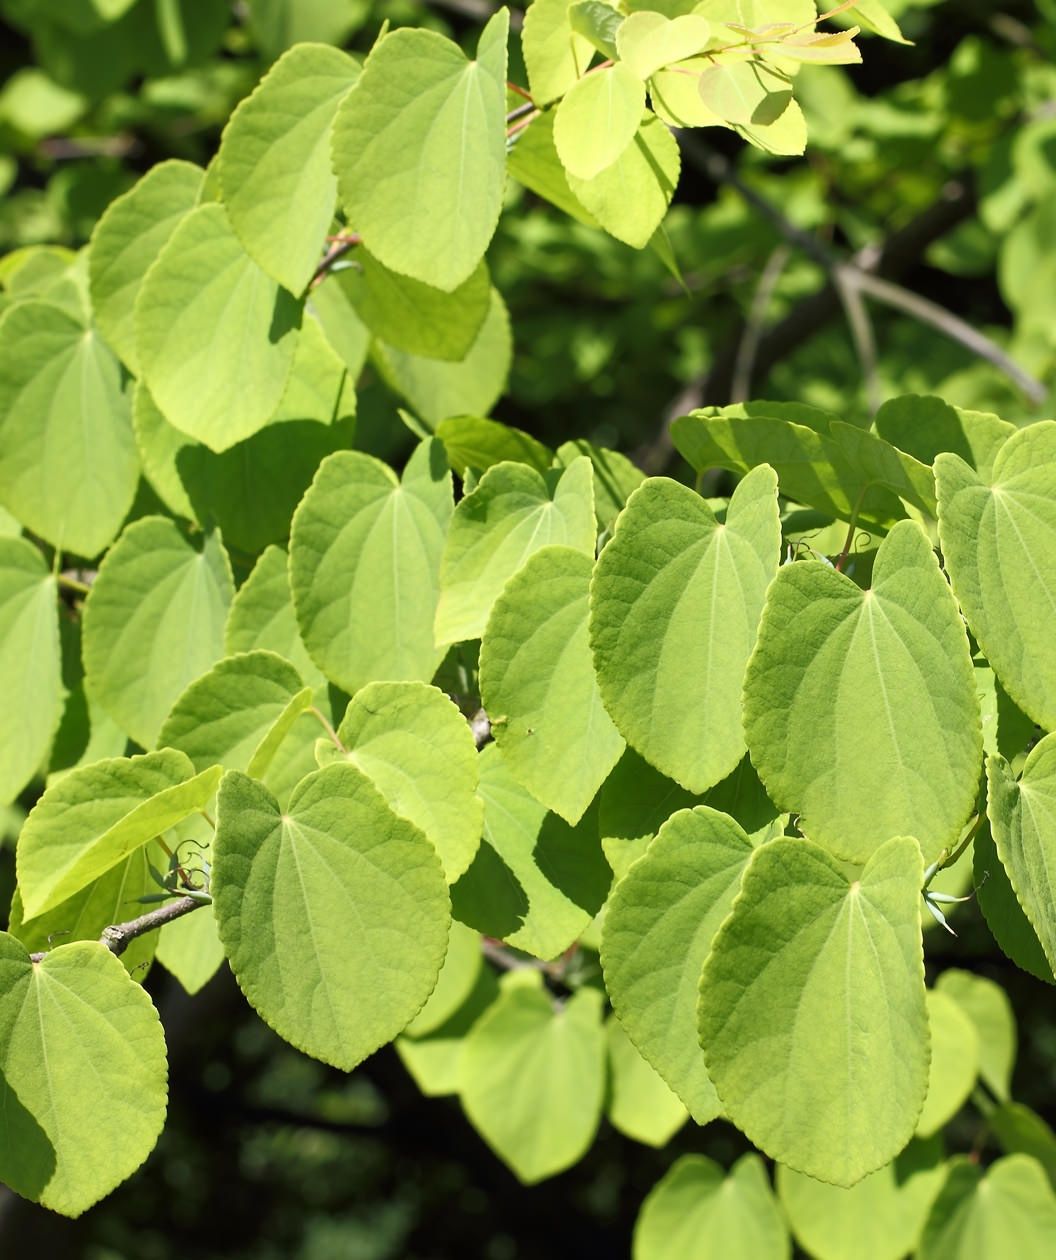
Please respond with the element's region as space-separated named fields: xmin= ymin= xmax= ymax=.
xmin=311 ymin=235 xmax=361 ymax=288
xmin=731 ymin=244 xmax=791 ymax=402
xmin=309 ymin=706 xmax=345 ymax=752
xmin=29 ymin=895 xmax=206 ymax=964
xmin=57 ymin=572 xmax=92 ymax=597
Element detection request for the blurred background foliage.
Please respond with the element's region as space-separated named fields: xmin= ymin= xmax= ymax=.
xmin=3 ymin=0 xmax=1056 ymax=1255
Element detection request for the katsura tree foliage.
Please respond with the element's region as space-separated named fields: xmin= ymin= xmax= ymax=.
xmin=2 ymin=1 xmax=1056 ymax=1256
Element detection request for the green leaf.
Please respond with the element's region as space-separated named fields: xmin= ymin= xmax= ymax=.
xmin=566 ymin=112 xmax=679 ymax=249
xmin=916 ymin=989 xmax=979 ymax=1137
xmin=436 ymin=415 xmax=553 ymax=479
xmin=569 ymin=0 xmax=623 ymax=58
xmin=506 ymin=111 xmax=599 ymax=227
xmin=403 ymin=919 xmax=482 ymax=1038
xmin=0 ymin=538 xmax=63 ymax=804
xmin=133 ymin=380 xmax=356 ymax=556
xmin=553 ymin=62 xmax=644 ymax=180
xmin=289 ymin=440 xmax=453 ymax=694
xmin=451 ymin=743 xmax=610 ymax=959
xmin=738 ymin=97 xmax=807 ymax=156
xmin=480 ymin=545 xmax=624 ymax=824
xmin=436 ymin=456 xmax=596 ymax=646
xmin=777 ymin=1138 xmax=947 ymax=1260
xmin=989 ymin=1105 xmax=1056 ymax=1188
xmin=552 ymin=439 xmax=645 ymax=530
xmin=8 ymin=848 xmax=159 ymax=978
xmin=17 ymin=749 xmax=221 ymax=920
xmin=373 ymin=288 xmax=512 ymax=426
xmin=88 ymin=158 xmax=203 ymax=373
xmin=599 ymin=748 xmax=705 ymax=877
xmin=459 ymin=975 xmax=605 ymax=1183
xmin=698 ymin=835 xmax=929 ymax=1187
xmin=155 ymin=888 xmax=224 ymax=995
xmin=213 ymin=764 xmax=450 ymax=1071
xmin=395 ymin=964 xmax=500 ymax=1096
xmin=522 ymin=0 xmax=594 ymax=105
xmin=229 ymin=544 xmax=327 ymax=685
xmin=591 ymin=465 xmax=780 ymax=794
xmin=698 ymin=58 xmax=792 ymax=127
xmin=918 ymin=1155 xmax=1056 ymax=1260
xmin=672 ymin=405 xmax=935 ymax=530
xmin=650 ymin=56 xmax=728 ymax=129
xmin=602 ymin=806 xmax=754 ymax=1124
xmin=605 ymin=1017 xmax=687 ymax=1147
xmin=135 ymin=203 xmax=301 ymax=452
xmin=936 ymin=969 xmax=1016 ymax=1102
xmin=846 ymin=2 xmax=909 ymax=44
xmin=339 ymin=251 xmax=491 ymax=362
xmin=0 ymin=301 xmax=137 ymax=557
xmin=936 ymin=423 xmax=1056 ymax=732
xmin=0 ymin=935 xmax=167 ymax=1217
xmin=224 ymin=544 xmax=325 ymax=689
xmin=744 ymin=521 xmax=981 ymax=865
xmin=616 ymin=12 xmax=712 ymax=81
xmin=331 ymin=12 xmax=508 ymax=291
xmin=218 ymin=43 xmax=359 ymax=294
xmin=633 ymin=1154 xmax=790 ymax=1260
xmin=327 ymin=681 xmax=483 ymax=883
xmin=158 ymin=650 xmax=311 ymax=777
xmin=82 ymin=518 xmax=234 ymax=749
xmin=987 ymin=737 xmax=1056 ymax=976
xmin=874 ymin=395 xmax=1015 ymax=481
xmin=974 ymin=819 xmax=1055 ymax=984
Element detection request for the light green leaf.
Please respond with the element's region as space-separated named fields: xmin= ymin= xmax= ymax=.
xmin=396 ymin=964 xmax=500 ymax=1096
xmin=698 ymin=58 xmax=792 ymax=127
xmin=403 ymin=919 xmax=482 ymax=1038
xmin=698 ymin=835 xmax=929 ymax=1187
xmin=936 ymin=968 xmax=1016 ymax=1102
xmin=989 ymin=1104 xmax=1056 ymax=1188
xmin=599 ymin=748 xmax=705 ymax=877
xmin=672 ymin=405 xmax=935 ymax=530
xmin=459 ymin=975 xmax=605 ymax=1183
xmin=155 ymin=896 xmax=224 ymax=995
xmin=224 ymin=545 xmax=325 ymax=689
xmin=916 ymin=989 xmax=979 ymax=1137
xmin=602 ymin=806 xmax=754 ymax=1124
xmin=777 ymin=1138 xmax=947 ymax=1260
xmin=918 ymin=1155 xmax=1056 ymax=1260
xmin=552 ymin=439 xmax=644 ymax=530
xmin=569 ymin=0 xmax=623 ymax=58
xmin=0 ymin=538 xmax=63 ymax=804
xmin=373 ymin=288 xmax=512 ymax=426
xmin=88 ymin=159 xmax=203 ymax=373
xmin=566 ymin=112 xmax=679 ymax=249
xmin=605 ymin=1017 xmax=687 ymax=1147
xmin=975 ymin=820 xmax=1054 ymax=984
xmin=633 ymin=1154 xmax=790 ymax=1260
xmin=744 ymin=521 xmax=981 ymax=864
xmin=0 ymin=301 xmax=137 ymax=557
xmin=307 ymin=270 xmax=370 ymax=381
xmin=157 ymin=650 xmax=311 ymax=778
xmin=846 ymin=2 xmax=909 ymax=44
xmin=506 ymin=111 xmax=599 ymax=227
xmin=341 ymin=250 xmax=491 ymax=362
xmin=481 ymin=545 xmax=624 ymax=824
xmin=289 ymin=440 xmax=453 ymax=694
xmin=82 ymin=518 xmax=234 ymax=749
xmin=450 ymin=743 xmax=610 ymax=959
xmin=436 ymin=456 xmax=596 ymax=646
xmin=213 ymin=764 xmax=450 ymax=1070
xmin=133 ymin=381 xmax=356 ymax=556
xmin=936 ymin=423 xmax=1056 ymax=731
xmin=8 ymin=848 xmax=159 ymax=978
xmin=437 ymin=415 xmax=553 ymax=478
xmin=522 ymin=0 xmax=594 ymax=105
xmin=16 ymin=749 xmax=221 ymax=920
xmin=219 ymin=43 xmax=358 ymax=294
xmin=616 ymin=12 xmax=712 ymax=81
xmin=874 ymin=395 xmax=1015 ymax=481
xmin=135 ymin=203 xmax=301 ymax=452
xmin=987 ymin=736 xmax=1056 ymax=976
xmin=591 ymin=465 xmax=780 ymax=794
xmin=650 ymin=56 xmax=729 ymax=129
xmin=331 ymin=12 xmax=508 ymax=291
xmin=0 ymin=935 xmax=167 ymax=1217
xmin=327 ymin=681 xmax=483 ymax=883
xmin=738 ymin=96 xmax=807 ymax=156
xmin=553 ymin=62 xmax=644 ymax=180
